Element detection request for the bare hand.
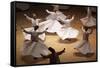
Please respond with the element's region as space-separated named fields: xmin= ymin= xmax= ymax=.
xmin=63 ymin=48 xmax=65 ymax=52
xmin=24 ymin=14 xmax=27 ymax=16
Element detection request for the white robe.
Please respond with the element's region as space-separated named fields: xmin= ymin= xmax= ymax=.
xmin=80 ymin=7 xmax=96 ymax=27
xmin=74 ymin=27 xmax=93 ymax=55
xmin=56 ymin=16 xmax=79 ymax=40
xmin=22 ymin=27 xmax=34 ymax=40
xmin=80 ymin=16 xmax=96 ymax=27
xmin=46 ymin=20 xmax=63 ymax=33
xmin=74 ymin=40 xmax=93 ymax=55
xmin=38 ymin=19 xmax=63 ymax=33
xmin=22 ymin=27 xmax=45 ymax=41
xmin=56 ymin=27 xmax=79 ymax=40
xmin=21 ymin=40 xmax=50 ymax=57
xmin=43 ymin=10 xmax=63 ymax=33
xmin=56 ymin=11 xmax=67 ymax=21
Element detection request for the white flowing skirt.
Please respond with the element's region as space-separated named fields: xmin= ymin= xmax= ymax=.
xmin=39 ymin=19 xmax=63 ymax=33
xmin=21 ymin=40 xmax=50 ymax=58
xmin=46 ymin=20 xmax=63 ymax=33
xmin=74 ymin=40 xmax=93 ymax=55
xmin=56 ymin=27 xmax=79 ymax=40
xmin=80 ymin=16 xmax=96 ymax=27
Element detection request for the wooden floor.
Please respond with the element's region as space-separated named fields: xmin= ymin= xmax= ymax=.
xmin=16 ymin=7 xmax=97 ymax=65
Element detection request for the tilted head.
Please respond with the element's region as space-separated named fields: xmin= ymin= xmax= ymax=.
xmin=34 ymin=26 xmax=39 ymax=31
xmin=33 ymin=13 xmax=37 ymax=19
xmin=83 ymin=26 xmax=91 ymax=31
xmin=48 ymin=47 xmax=55 ymax=53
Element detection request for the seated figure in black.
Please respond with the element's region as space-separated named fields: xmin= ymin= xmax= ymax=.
xmin=41 ymin=47 xmax=65 ymax=64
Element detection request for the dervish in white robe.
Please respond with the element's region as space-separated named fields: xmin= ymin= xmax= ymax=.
xmin=21 ymin=28 xmax=50 ymax=58
xmin=23 ymin=14 xmax=46 ymax=41
xmin=74 ymin=26 xmax=93 ymax=55
xmin=56 ymin=16 xmax=79 ymax=40
xmin=80 ymin=7 xmax=96 ymax=27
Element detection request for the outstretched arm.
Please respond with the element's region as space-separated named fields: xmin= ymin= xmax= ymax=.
xmin=37 ymin=31 xmax=46 ymax=35
xmin=70 ymin=15 xmax=75 ymax=21
xmin=57 ymin=48 xmax=65 ymax=55
xmin=21 ymin=27 xmax=32 ymax=34
xmin=37 ymin=28 xmax=48 ymax=35
xmin=40 ymin=54 xmax=50 ymax=58
xmin=24 ymin=14 xmax=33 ymax=21
xmin=81 ymin=26 xmax=85 ymax=32
xmin=46 ymin=9 xmax=55 ymax=14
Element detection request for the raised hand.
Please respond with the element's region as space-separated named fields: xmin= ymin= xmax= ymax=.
xmin=24 ymin=14 xmax=27 ymax=17
xmin=63 ymin=48 xmax=66 ymax=52
xmin=46 ymin=9 xmax=48 ymax=12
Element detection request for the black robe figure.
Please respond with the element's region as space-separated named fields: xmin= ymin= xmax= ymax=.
xmin=41 ymin=47 xmax=65 ymax=64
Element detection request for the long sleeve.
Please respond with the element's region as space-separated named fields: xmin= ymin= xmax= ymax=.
xmin=41 ymin=54 xmax=50 ymax=58
xmin=82 ymin=26 xmax=85 ymax=32
xmin=23 ymin=29 xmax=32 ymax=34
xmin=25 ymin=14 xmax=33 ymax=21
xmin=57 ymin=48 xmax=65 ymax=55
xmin=70 ymin=16 xmax=74 ymax=21
xmin=46 ymin=9 xmax=55 ymax=14
xmin=37 ymin=31 xmax=45 ymax=35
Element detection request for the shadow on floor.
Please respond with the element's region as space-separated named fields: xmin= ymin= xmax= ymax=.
xmin=21 ymin=55 xmax=47 ymax=64
xmin=73 ymin=52 xmax=94 ymax=58
xmin=46 ymin=32 xmax=57 ymax=35
xmin=58 ymin=38 xmax=78 ymax=44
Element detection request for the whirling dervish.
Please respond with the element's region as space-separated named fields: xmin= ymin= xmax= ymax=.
xmin=51 ymin=5 xmax=67 ymax=21
xmin=38 ymin=5 xmax=67 ymax=33
xmin=45 ymin=9 xmax=63 ymax=33
xmin=23 ymin=13 xmax=46 ymax=41
xmin=56 ymin=15 xmax=79 ymax=40
xmin=80 ymin=7 xmax=96 ymax=27
xmin=21 ymin=27 xmax=50 ymax=58
xmin=74 ymin=26 xmax=94 ymax=55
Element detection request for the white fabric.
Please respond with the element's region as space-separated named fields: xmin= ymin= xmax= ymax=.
xmin=22 ymin=27 xmax=46 ymax=41
xmin=22 ymin=27 xmax=34 ymax=40
xmin=80 ymin=16 xmax=96 ymax=27
xmin=56 ymin=16 xmax=78 ymax=40
xmin=46 ymin=10 xmax=57 ymax=20
xmin=80 ymin=7 xmax=96 ymax=27
xmin=21 ymin=40 xmax=50 ymax=57
xmin=45 ymin=10 xmax=65 ymax=33
xmin=39 ymin=19 xmax=63 ymax=33
xmin=36 ymin=25 xmax=46 ymax=40
xmin=56 ymin=11 xmax=66 ymax=21
xmin=56 ymin=27 xmax=79 ymax=40
xmin=46 ymin=20 xmax=63 ymax=33
xmin=74 ymin=40 xmax=93 ymax=55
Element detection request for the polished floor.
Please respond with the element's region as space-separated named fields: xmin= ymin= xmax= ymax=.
xmin=16 ymin=6 xmax=97 ymax=65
